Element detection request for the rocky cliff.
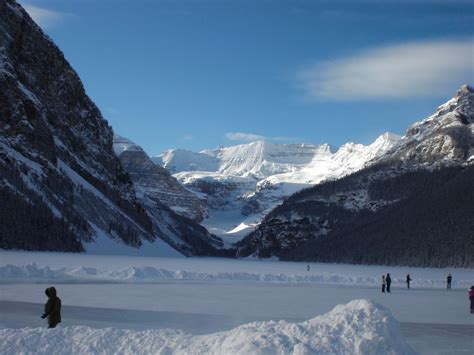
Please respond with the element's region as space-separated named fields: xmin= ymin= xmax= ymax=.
xmin=0 ymin=0 xmax=222 ymax=256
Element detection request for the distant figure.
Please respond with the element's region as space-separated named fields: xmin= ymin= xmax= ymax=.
xmin=386 ymin=273 xmax=392 ymax=293
xmin=469 ymin=286 xmax=474 ymax=314
xmin=382 ymin=275 xmax=386 ymax=293
xmin=307 ymin=264 xmax=310 ymax=272
xmin=447 ymin=274 xmax=452 ymax=290
xmin=41 ymin=287 xmax=61 ymax=328
xmin=406 ymin=274 xmax=412 ymax=289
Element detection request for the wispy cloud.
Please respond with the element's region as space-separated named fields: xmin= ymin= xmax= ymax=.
xmin=298 ymin=39 xmax=474 ymax=101
xmin=180 ymin=134 xmax=194 ymax=141
xmin=225 ymin=132 xmax=266 ymax=142
xmin=225 ymin=132 xmax=297 ymax=143
xmin=22 ymin=4 xmax=66 ymax=28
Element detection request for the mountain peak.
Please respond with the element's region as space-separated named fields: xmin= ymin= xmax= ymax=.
xmin=455 ymin=84 xmax=474 ymax=98
xmin=377 ymin=132 xmax=402 ymax=143
xmin=113 ymin=134 xmax=144 ymax=155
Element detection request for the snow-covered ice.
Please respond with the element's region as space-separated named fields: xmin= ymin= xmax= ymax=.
xmin=1 ymin=251 xmax=471 ymax=290
xmin=0 ymin=251 xmax=473 ymax=354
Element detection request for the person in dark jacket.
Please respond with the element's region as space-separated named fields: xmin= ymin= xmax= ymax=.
xmin=386 ymin=273 xmax=392 ymax=293
xmin=447 ymin=274 xmax=452 ymax=290
xmin=41 ymin=287 xmax=61 ymax=328
xmin=468 ymin=286 xmax=474 ymax=314
xmin=406 ymin=274 xmax=412 ymax=289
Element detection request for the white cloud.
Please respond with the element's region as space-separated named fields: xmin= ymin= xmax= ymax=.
xmin=225 ymin=132 xmax=298 ymax=143
xmin=22 ymin=4 xmax=65 ymax=28
xmin=298 ymin=39 xmax=474 ymax=101
xmin=225 ymin=132 xmax=266 ymax=142
xmin=180 ymin=134 xmax=194 ymax=141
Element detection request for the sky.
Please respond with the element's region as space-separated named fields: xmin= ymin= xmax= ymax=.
xmin=21 ymin=0 xmax=474 ymax=156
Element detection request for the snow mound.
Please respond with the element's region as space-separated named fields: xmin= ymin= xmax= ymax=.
xmin=0 ymin=299 xmax=415 ymax=355
xmin=1 ymin=263 xmax=469 ymax=289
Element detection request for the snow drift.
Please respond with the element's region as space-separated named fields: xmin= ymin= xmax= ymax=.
xmin=0 ymin=263 xmax=469 ymax=289
xmin=0 ymin=299 xmax=415 ymax=355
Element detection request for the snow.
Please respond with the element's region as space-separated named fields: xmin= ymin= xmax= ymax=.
xmin=0 ymin=141 xmax=44 ymax=176
xmin=83 ymin=225 xmax=183 ymax=258
xmin=3 ymin=262 xmax=472 ymax=290
xmin=1 ymin=251 xmax=471 ymax=289
xmin=152 ymin=134 xmax=401 ymax=237
xmin=382 ymin=85 xmax=474 ymax=167
xmin=56 ymin=160 xmax=153 ymax=239
xmin=154 ymin=148 xmax=220 ymax=173
xmin=17 ymin=81 xmax=41 ymax=106
xmin=0 ymin=299 xmax=414 ymax=355
xmin=203 ymin=209 xmax=265 ymax=243
xmin=227 ymin=222 xmax=257 ymax=235
xmin=112 ymin=134 xmax=144 ymax=155
xmin=1 ymin=251 xmax=473 ymax=354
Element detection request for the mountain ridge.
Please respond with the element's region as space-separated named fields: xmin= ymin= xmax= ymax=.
xmin=151 ymin=132 xmax=401 ymax=239
xmin=235 ymin=85 xmax=474 ymax=267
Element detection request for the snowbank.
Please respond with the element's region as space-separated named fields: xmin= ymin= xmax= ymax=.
xmin=0 ymin=299 xmax=415 ymax=355
xmin=1 ymin=263 xmax=469 ymax=289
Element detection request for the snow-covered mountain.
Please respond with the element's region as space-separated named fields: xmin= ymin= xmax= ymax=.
xmin=113 ymin=135 xmax=207 ymax=222
xmin=381 ymin=84 xmax=474 ymax=166
xmin=0 ymin=0 xmax=221 ymax=256
xmin=153 ymin=133 xmax=401 ymax=239
xmin=236 ymin=85 xmax=474 ymax=267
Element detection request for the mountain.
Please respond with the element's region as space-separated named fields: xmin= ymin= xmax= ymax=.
xmin=0 ymin=0 xmax=222 ymax=256
xmin=153 ymin=133 xmax=400 ymax=240
xmin=113 ymin=135 xmax=207 ymax=222
xmin=236 ymin=85 xmax=474 ymax=267
xmin=113 ymin=134 xmax=224 ymax=255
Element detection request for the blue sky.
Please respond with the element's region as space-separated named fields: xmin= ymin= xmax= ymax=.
xmin=21 ymin=0 xmax=473 ymax=156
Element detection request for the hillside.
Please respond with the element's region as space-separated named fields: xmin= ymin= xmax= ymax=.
xmin=236 ymin=86 xmax=474 ymax=267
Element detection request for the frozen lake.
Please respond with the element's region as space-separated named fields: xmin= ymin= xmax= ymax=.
xmin=1 ymin=251 xmax=473 ymax=354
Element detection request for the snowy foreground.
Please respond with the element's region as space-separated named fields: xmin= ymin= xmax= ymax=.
xmin=1 ymin=251 xmax=473 ymax=354
xmin=0 ymin=300 xmax=414 ymax=355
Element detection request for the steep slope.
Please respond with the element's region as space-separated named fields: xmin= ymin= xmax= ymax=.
xmin=113 ymin=135 xmax=223 ymax=255
xmin=114 ymin=135 xmax=207 ymax=222
xmin=0 ymin=0 xmax=153 ymax=251
xmin=154 ymin=134 xmax=400 ymax=239
xmin=236 ymin=86 xmax=474 ymax=267
xmin=0 ymin=0 xmax=221 ymax=256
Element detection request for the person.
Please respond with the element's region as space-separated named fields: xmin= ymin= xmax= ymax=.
xmin=382 ymin=275 xmax=386 ymax=293
xmin=307 ymin=264 xmax=310 ymax=272
xmin=406 ymin=274 xmax=412 ymax=289
xmin=447 ymin=274 xmax=452 ymax=290
xmin=386 ymin=273 xmax=392 ymax=293
xmin=41 ymin=287 xmax=61 ymax=328
xmin=469 ymin=286 xmax=474 ymax=314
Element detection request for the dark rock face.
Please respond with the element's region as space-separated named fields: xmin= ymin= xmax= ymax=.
xmin=0 ymin=0 xmax=153 ymax=251
xmin=0 ymin=0 xmax=223 ymax=256
xmin=236 ymin=87 xmax=474 ymax=267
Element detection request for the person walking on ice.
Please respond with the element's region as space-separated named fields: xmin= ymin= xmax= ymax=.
xmin=447 ymin=274 xmax=452 ymax=290
xmin=469 ymin=286 xmax=474 ymax=314
xmin=41 ymin=287 xmax=61 ymax=328
xmin=381 ymin=275 xmax=386 ymax=293
xmin=386 ymin=273 xmax=392 ymax=293
xmin=406 ymin=274 xmax=412 ymax=289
